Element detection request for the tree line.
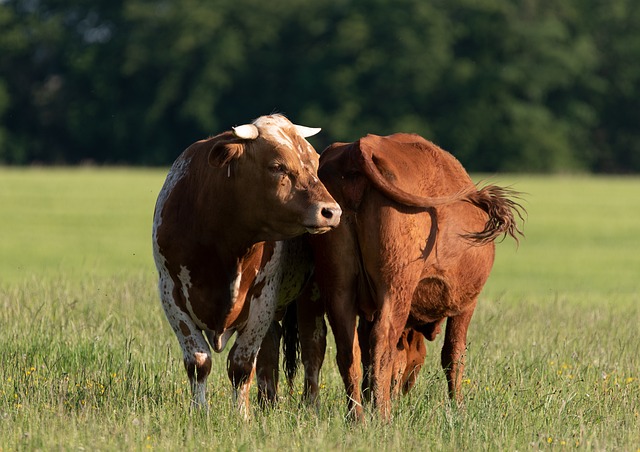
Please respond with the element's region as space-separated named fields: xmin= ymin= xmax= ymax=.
xmin=1 ymin=0 xmax=639 ymax=172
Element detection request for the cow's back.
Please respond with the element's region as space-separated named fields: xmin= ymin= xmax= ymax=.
xmin=360 ymin=133 xmax=474 ymax=197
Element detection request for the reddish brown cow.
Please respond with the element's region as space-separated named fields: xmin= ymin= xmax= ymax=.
xmin=358 ymin=323 xmax=427 ymax=399
xmin=394 ymin=329 xmax=427 ymax=396
xmin=295 ymin=288 xmax=428 ymax=404
xmin=305 ymin=133 xmax=523 ymax=421
xmin=296 ymin=291 xmax=427 ymax=402
xmin=152 ymin=114 xmax=341 ymax=418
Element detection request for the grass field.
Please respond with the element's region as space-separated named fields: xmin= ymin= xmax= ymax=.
xmin=0 ymin=168 xmax=639 ymax=450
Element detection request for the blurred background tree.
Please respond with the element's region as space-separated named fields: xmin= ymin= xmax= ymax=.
xmin=0 ymin=0 xmax=638 ymax=172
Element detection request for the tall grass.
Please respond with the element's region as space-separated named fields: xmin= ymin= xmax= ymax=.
xmin=0 ymin=169 xmax=638 ymax=450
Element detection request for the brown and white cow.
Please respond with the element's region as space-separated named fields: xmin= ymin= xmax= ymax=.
xmin=303 ymin=133 xmax=524 ymax=421
xmin=152 ymin=114 xmax=341 ymax=417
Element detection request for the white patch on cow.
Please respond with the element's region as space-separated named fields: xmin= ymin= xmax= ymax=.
xmin=178 ymin=265 xmax=192 ymax=299
xmin=230 ymin=269 xmax=242 ymax=305
xmin=207 ymin=328 xmax=235 ymax=353
xmin=152 ymin=156 xmax=190 ymax=251
xmin=275 ymin=128 xmax=295 ymax=149
xmin=253 ymin=116 xmax=292 ymax=147
xmin=191 ymin=351 xmax=210 ymax=407
xmin=153 ymin=154 xmax=187 ymax=326
xmin=254 ymin=241 xmax=283 ymax=288
xmin=234 ymin=380 xmax=253 ymax=421
xmin=297 ymin=141 xmax=320 ymax=182
xmin=252 ymin=115 xmax=319 ymax=177
xmin=177 ymin=265 xmax=209 ymax=330
xmin=194 ymin=351 xmax=209 ymax=367
xmin=293 ymin=146 xmax=308 ymax=170
xmin=253 ymin=114 xmax=290 ymax=130
xmin=191 ymin=380 xmax=207 ymax=408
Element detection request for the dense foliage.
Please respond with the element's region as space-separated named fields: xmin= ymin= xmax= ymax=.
xmin=1 ymin=0 xmax=639 ymax=171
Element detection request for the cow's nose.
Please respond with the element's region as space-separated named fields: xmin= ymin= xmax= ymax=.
xmin=318 ymin=203 xmax=342 ymax=227
xmin=321 ymin=205 xmax=341 ymax=220
xmin=305 ymin=202 xmax=342 ymax=233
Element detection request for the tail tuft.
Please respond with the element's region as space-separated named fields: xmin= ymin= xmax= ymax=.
xmin=463 ymin=185 xmax=526 ymax=245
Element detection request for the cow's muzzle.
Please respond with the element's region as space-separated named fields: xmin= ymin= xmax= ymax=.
xmin=305 ymin=202 xmax=342 ymax=234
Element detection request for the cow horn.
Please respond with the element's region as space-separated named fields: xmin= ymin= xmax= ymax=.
xmin=232 ymin=124 xmax=259 ymax=140
xmin=294 ymin=125 xmax=321 ymax=138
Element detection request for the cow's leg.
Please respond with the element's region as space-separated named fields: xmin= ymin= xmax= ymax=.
xmin=390 ymin=331 xmax=408 ymax=399
xmin=357 ymin=318 xmax=373 ymax=403
xmin=401 ymin=329 xmax=427 ymax=395
xmin=366 ymin=324 xmax=412 ymax=400
xmin=184 ymin=333 xmax=213 ymax=409
xmin=369 ymin=298 xmax=409 ymax=421
xmin=227 ymin=294 xmax=277 ymax=419
xmin=310 ymin=220 xmax=364 ymax=421
xmin=256 ymin=321 xmax=281 ymax=408
xmin=441 ymin=300 xmax=477 ymax=403
xmin=297 ymin=282 xmax=327 ymax=405
xmin=158 ymin=275 xmax=212 ymax=408
xmin=326 ymin=292 xmax=363 ymax=422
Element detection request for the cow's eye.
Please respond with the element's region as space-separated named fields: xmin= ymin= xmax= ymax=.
xmin=269 ymin=163 xmax=287 ymax=174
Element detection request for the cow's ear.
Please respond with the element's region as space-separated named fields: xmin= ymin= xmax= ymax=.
xmin=322 ymin=141 xmax=366 ymax=211
xmin=341 ymin=173 xmax=366 ymax=211
xmin=208 ymin=141 xmax=245 ymax=168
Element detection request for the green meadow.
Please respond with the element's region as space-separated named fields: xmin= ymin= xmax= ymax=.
xmin=1 ymin=168 xmax=638 ymax=450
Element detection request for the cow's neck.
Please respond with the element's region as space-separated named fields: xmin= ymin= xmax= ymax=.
xmin=196 ymin=187 xmax=266 ymax=267
xmin=215 ymin=234 xmax=264 ymax=272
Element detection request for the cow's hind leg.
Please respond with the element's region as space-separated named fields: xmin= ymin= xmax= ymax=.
xmin=369 ymin=300 xmax=409 ymax=421
xmin=325 ymin=290 xmax=364 ymax=422
xmin=228 ymin=293 xmax=277 ymax=419
xmin=311 ymin=221 xmax=364 ymax=421
xmin=357 ymin=318 xmax=373 ymax=403
xmin=441 ymin=300 xmax=477 ymax=404
xmin=297 ymin=282 xmax=327 ymax=405
xmin=256 ymin=321 xmax=282 ymax=408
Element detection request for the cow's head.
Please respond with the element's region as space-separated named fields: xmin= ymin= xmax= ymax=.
xmin=208 ymin=114 xmax=341 ymax=240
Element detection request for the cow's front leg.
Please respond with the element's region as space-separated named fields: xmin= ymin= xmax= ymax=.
xmin=227 ymin=294 xmax=277 ymax=419
xmin=158 ymin=275 xmax=212 ymax=408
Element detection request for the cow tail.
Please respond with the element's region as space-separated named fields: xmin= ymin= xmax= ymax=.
xmin=281 ymin=302 xmax=300 ymax=394
xmin=358 ymin=145 xmax=477 ymax=208
xmin=463 ymin=185 xmax=526 ymax=245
